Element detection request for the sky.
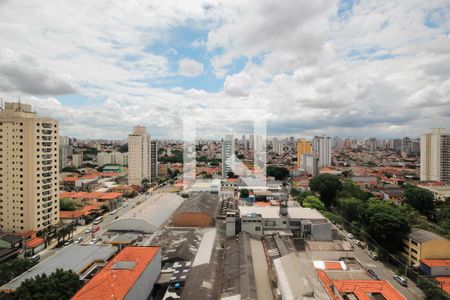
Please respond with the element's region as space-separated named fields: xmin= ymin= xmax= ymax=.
xmin=0 ymin=0 xmax=449 ymax=139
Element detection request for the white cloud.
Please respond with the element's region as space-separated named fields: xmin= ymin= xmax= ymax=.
xmin=178 ymin=58 xmax=204 ymax=77
xmin=0 ymin=0 xmax=449 ymax=139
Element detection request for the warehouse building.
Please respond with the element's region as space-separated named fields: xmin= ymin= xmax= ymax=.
xmin=171 ymin=192 xmax=218 ymax=227
xmin=105 ymin=193 xmax=184 ymax=233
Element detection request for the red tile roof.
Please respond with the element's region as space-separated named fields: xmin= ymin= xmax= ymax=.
xmin=26 ymin=237 xmax=44 ymax=248
xmin=421 ymin=259 xmax=450 ymax=267
xmin=317 ymin=271 xmax=406 ymax=300
xmin=63 ymin=177 xmax=79 ymax=182
xmin=324 ymin=262 xmax=343 ymax=270
xmin=98 ymin=192 xmax=123 ymax=200
xmin=435 ymin=277 xmax=450 ymax=296
xmin=72 ymin=247 xmax=160 ymax=300
xmin=84 ymin=191 xmax=105 ymax=199
xmin=60 ymin=210 xmax=84 ymax=219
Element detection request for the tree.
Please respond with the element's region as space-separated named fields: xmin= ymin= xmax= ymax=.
xmin=337 ymin=197 xmax=364 ymax=223
xmin=240 ymin=188 xmax=249 ymax=198
xmin=0 ymin=258 xmax=38 ymax=285
xmin=309 ymin=174 xmax=343 ymax=208
xmin=141 ymin=178 xmax=150 ymax=191
xmin=15 ymin=269 xmax=81 ymax=300
xmin=59 ymin=198 xmax=78 ymax=211
xmin=266 ymin=166 xmax=290 ymax=180
xmin=337 ymin=180 xmax=371 ymax=201
xmin=302 ymin=196 xmax=325 ymax=211
xmin=290 ymin=188 xmax=301 ymax=197
xmin=362 ymin=200 xmax=410 ymax=253
xmin=404 ymin=186 xmax=435 ymax=213
xmin=416 ymin=278 xmax=448 ymax=300
xmin=227 ymin=171 xmax=238 ymax=178
xmin=61 ymin=166 xmax=80 ymax=174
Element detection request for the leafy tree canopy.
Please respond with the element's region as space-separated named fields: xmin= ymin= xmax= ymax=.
xmin=15 ymin=269 xmax=81 ymax=300
xmin=302 ymin=196 xmax=325 ymax=211
xmin=362 ymin=200 xmax=410 ymax=252
xmin=404 ymin=185 xmax=435 ymax=212
xmin=309 ymin=174 xmax=343 ymax=208
xmin=267 ymin=166 xmax=290 ymax=180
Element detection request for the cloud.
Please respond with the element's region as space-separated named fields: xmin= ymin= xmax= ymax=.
xmin=178 ymin=58 xmax=204 ymax=77
xmin=0 ymin=50 xmax=76 ymax=95
xmin=0 ymin=0 xmax=449 ymax=139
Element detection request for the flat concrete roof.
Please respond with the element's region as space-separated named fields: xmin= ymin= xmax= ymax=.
xmin=239 ymin=206 xmax=327 ymax=220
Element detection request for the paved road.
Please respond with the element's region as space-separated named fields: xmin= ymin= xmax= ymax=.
xmin=338 ymin=227 xmax=424 ymax=299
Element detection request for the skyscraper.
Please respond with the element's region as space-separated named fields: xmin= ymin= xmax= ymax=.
xmin=313 ymin=136 xmax=332 ymax=167
xmin=272 ymin=138 xmax=283 ymax=155
xmin=420 ymin=128 xmax=450 ymax=184
xmin=128 ymin=126 xmax=151 ymax=185
xmin=151 ymin=140 xmax=158 ymax=181
xmin=0 ymin=102 xmax=60 ymax=233
xmin=59 ymin=136 xmax=70 ymax=170
xmin=297 ymin=138 xmax=312 ymax=168
xmin=222 ymin=134 xmax=235 ymax=177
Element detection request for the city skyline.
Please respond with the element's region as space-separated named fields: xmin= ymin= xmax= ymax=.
xmin=0 ymin=0 xmax=449 ymax=139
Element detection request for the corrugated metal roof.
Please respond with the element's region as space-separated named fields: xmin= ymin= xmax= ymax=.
xmin=105 ymin=193 xmax=184 ymax=233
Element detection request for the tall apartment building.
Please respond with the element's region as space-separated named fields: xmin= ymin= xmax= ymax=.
xmin=128 ymin=126 xmax=151 ymax=185
xmin=222 ymin=134 xmax=235 ymax=177
xmin=420 ymin=128 xmax=450 ymax=184
xmin=313 ymin=136 xmax=332 ymax=167
xmin=97 ymin=151 xmax=128 ymax=166
xmin=72 ymin=154 xmax=83 ymax=168
xmin=272 ymin=138 xmax=283 ymax=155
xmin=59 ymin=136 xmax=70 ymax=170
xmin=151 ymin=140 xmax=158 ymax=181
xmin=297 ymin=138 xmax=312 ymax=169
xmin=0 ymin=102 xmax=59 ymax=233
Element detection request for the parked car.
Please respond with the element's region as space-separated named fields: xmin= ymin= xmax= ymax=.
xmin=30 ymin=254 xmax=40 ymax=263
xmin=122 ymin=202 xmax=129 ymax=208
xmin=64 ymin=239 xmax=73 ymax=246
xmin=89 ymin=238 xmax=99 ymax=245
xmin=110 ymin=209 xmax=118 ymax=215
xmin=393 ymin=274 xmax=408 ymax=286
xmin=74 ymin=237 xmax=83 ymax=244
xmin=368 ymin=251 xmax=378 ymax=261
xmin=347 ymin=233 xmax=354 ymax=239
xmin=84 ymin=227 xmax=92 ymax=234
xmin=367 ymin=269 xmax=380 ymax=280
xmin=353 ymin=239 xmax=363 ymax=248
xmin=55 ymin=240 xmax=65 ymax=248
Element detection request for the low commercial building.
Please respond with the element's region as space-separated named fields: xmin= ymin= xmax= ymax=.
xmin=228 ymin=205 xmax=332 ymax=240
xmin=420 ymin=259 xmax=450 ymax=277
xmin=72 ymin=246 xmax=161 ymax=300
xmin=402 ymin=228 xmax=450 ymax=267
xmin=0 ymin=244 xmax=116 ymax=292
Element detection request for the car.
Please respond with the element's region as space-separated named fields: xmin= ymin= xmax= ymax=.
xmin=84 ymin=227 xmax=92 ymax=234
xmin=74 ymin=237 xmax=83 ymax=244
xmin=353 ymin=239 xmax=363 ymax=248
xmin=64 ymin=239 xmax=73 ymax=246
xmin=29 ymin=254 xmax=40 ymax=263
xmin=89 ymin=238 xmax=98 ymax=245
xmin=367 ymin=269 xmax=380 ymax=280
xmin=122 ymin=202 xmax=129 ymax=208
xmin=55 ymin=240 xmax=65 ymax=248
xmin=393 ymin=274 xmax=408 ymax=287
xmin=110 ymin=209 xmax=118 ymax=215
xmin=347 ymin=233 xmax=354 ymax=239
xmin=368 ymin=251 xmax=378 ymax=261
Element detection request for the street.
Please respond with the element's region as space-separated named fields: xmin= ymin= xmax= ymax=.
xmin=338 ymin=227 xmax=424 ymax=299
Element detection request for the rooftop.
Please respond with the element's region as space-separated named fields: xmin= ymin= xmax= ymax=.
xmin=239 ymin=206 xmax=327 ymax=220
xmin=1 ymin=245 xmax=116 ymax=291
xmin=408 ymin=228 xmax=446 ymax=243
xmin=317 ymin=271 xmax=406 ymax=300
xmin=421 ymin=259 xmax=450 ymax=267
xmin=72 ymin=246 xmax=160 ymax=300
